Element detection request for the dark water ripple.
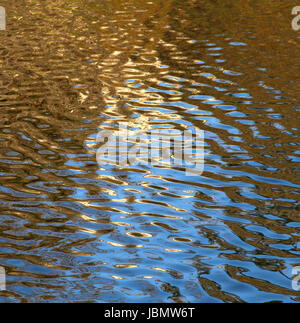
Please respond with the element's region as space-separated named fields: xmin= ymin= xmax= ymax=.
xmin=0 ymin=0 xmax=299 ymax=302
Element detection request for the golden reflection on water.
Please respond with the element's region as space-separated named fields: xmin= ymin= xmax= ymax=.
xmin=0 ymin=0 xmax=299 ymax=302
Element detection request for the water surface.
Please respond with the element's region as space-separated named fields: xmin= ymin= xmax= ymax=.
xmin=0 ymin=0 xmax=300 ymax=302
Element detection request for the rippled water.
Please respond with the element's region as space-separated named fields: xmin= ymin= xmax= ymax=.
xmin=0 ymin=0 xmax=299 ymax=303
